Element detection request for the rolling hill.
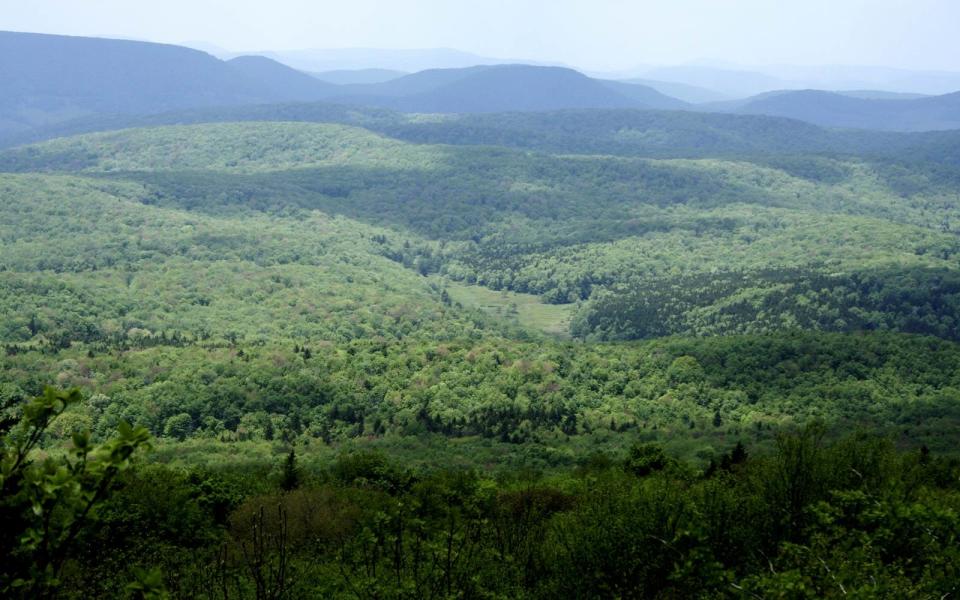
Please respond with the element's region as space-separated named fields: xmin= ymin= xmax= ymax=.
xmin=599 ymin=80 xmax=690 ymax=109
xmin=336 ymin=65 xmax=493 ymax=97
xmin=621 ymin=63 xmax=960 ymax=97
xmin=229 ymin=46 xmax=522 ymax=72
xmin=9 ymin=100 xmax=960 ymax=174
xmin=5 ymin=120 xmax=960 ymax=343
xmin=3 ymin=30 xmax=958 ymax=144
xmin=6 ymin=21 xmax=960 ymax=598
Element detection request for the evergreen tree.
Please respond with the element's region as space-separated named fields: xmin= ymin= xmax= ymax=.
xmin=280 ymin=448 xmax=300 ymax=491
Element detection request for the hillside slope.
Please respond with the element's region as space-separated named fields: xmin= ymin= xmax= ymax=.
xmin=0 ymin=171 xmax=467 ymax=345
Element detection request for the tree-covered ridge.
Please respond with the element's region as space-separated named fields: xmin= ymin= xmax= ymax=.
xmin=6 ymin=122 xmax=960 ymax=231
xmin=6 ymin=122 xmax=959 ymax=234
xmin=0 ymin=122 xmax=440 ymax=174
xmin=379 ymin=108 xmax=960 ymax=164
xmin=444 ymin=204 xmax=960 ymax=289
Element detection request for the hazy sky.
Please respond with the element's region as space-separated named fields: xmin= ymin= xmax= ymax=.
xmin=2 ymin=0 xmax=959 ymax=71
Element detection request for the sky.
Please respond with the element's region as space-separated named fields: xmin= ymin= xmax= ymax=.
xmin=2 ymin=0 xmax=959 ymax=72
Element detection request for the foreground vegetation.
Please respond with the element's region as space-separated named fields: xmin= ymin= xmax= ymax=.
xmin=3 ymin=395 xmax=959 ymax=598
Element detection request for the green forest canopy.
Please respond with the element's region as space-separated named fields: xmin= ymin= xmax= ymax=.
xmin=2 ymin=113 xmax=960 ymax=597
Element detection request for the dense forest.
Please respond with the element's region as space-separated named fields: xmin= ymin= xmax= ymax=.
xmin=3 ymin=100 xmax=960 ymax=595
xmin=5 ymin=399 xmax=960 ymax=598
xmin=4 ymin=122 xmax=960 ymax=343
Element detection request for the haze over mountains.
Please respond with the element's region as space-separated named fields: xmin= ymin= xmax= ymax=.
xmin=311 ymin=68 xmax=409 ymax=85
xmin=216 ymin=47 xmax=550 ymax=73
xmin=3 ymin=29 xmax=960 ymax=147
xmin=192 ymin=40 xmax=960 ymax=98
xmin=601 ymin=63 xmax=960 ymax=97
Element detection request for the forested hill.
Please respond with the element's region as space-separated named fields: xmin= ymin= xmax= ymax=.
xmin=8 ymin=12 xmax=960 ymax=598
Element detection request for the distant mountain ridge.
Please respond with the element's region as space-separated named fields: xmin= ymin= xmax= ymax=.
xmin=219 ymin=47 xmax=552 ymax=72
xmin=609 ymin=64 xmax=960 ymax=97
xmin=0 ymin=31 xmax=342 ymax=138
xmin=311 ymin=69 xmax=407 ymax=85
xmin=618 ymin=79 xmax=731 ymax=103
xmin=328 ymin=65 xmax=688 ymax=113
xmin=3 ymin=30 xmax=959 ymax=144
xmin=717 ymin=89 xmax=960 ymax=131
xmin=226 ymin=56 xmax=340 ymax=100
xmin=0 ymin=32 xmax=689 ymax=142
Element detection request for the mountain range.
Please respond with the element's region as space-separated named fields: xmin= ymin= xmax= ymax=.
xmin=0 ymin=31 xmax=336 ymax=138
xmin=2 ymin=30 xmax=960 ymax=145
xmin=215 ymin=47 xmax=547 ymax=72
xmin=0 ymin=31 xmax=684 ymax=142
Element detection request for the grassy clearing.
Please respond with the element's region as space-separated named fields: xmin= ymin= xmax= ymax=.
xmin=443 ymin=279 xmax=574 ymax=337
